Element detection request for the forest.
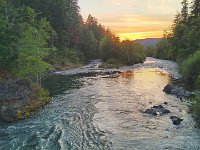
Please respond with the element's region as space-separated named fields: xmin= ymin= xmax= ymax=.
xmin=0 ymin=0 xmax=146 ymax=121
xmin=153 ymin=0 xmax=200 ymax=89
xmin=0 ymin=0 xmax=146 ymax=81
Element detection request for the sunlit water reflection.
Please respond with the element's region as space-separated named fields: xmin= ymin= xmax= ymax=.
xmin=94 ymin=69 xmax=199 ymax=149
xmin=0 ymin=59 xmax=199 ymax=150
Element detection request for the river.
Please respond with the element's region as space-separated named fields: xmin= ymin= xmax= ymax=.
xmin=0 ymin=58 xmax=200 ymax=150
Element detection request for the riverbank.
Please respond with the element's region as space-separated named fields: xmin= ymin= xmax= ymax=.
xmin=55 ymin=57 xmax=181 ymax=79
xmin=0 ymin=57 xmax=189 ymax=123
xmin=0 ymin=80 xmax=50 ymax=123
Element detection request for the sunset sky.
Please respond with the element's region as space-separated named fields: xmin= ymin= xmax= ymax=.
xmin=78 ymin=0 xmax=187 ymax=40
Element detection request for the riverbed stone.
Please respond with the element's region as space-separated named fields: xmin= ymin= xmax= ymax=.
xmin=145 ymin=109 xmax=157 ymax=116
xmin=164 ymin=102 xmax=168 ymax=105
xmin=145 ymin=105 xmax=171 ymax=116
xmin=163 ymin=84 xmax=193 ymax=97
xmin=170 ymin=116 xmax=184 ymax=125
xmin=163 ymin=84 xmax=173 ymax=94
xmin=152 ymin=105 xmax=171 ymax=115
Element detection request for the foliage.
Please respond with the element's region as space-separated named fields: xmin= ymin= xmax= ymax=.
xmin=191 ymin=95 xmax=200 ymax=125
xmin=154 ymin=0 xmax=200 ymax=124
xmin=145 ymin=45 xmax=156 ymax=57
xmin=79 ymin=25 xmax=98 ymax=60
xmin=0 ymin=0 xmax=18 ymax=69
xmin=14 ymin=7 xmax=52 ymax=79
xmin=181 ymin=50 xmax=200 ymax=80
xmin=11 ymin=0 xmax=82 ymax=64
xmin=15 ymin=53 xmax=51 ymax=79
xmin=191 ymin=0 xmax=200 ymax=17
xmin=99 ymin=36 xmax=146 ymax=66
xmin=196 ymin=74 xmax=200 ymax=89
xmin=155 ymin=0 xmax=200 ymax=87
xmin=121 ymin=41 xmax=146 ymax=64
xmin=100 ymin=58 xmax=123 ymax=68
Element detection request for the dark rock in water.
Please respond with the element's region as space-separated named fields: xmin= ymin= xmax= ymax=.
xmin=163 ymin=84 xmax=173 ymax=94
xmin=145 ymin=105 xmax=171 ymax=116
xmin=164 ymin=102 xmax=168 ymax=105
xmin=161 ymin=109 xmax=171 ymax=114
xmin=170 ymin=116 xmax=184 ymax=125
xmin=152 ymin=105 xmax=164 ymax=109
xmin=163 ymin=84 xmax=193 ymax=97
xmin=145 ymin=109 xmax=157 ymax=116
xmin=153 ymin=105 xmax=170 ymax=114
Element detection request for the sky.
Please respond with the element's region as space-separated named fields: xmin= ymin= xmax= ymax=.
xmin=78 ymin=0 xmax=187 ymax=40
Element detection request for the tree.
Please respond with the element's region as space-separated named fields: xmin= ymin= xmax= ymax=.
xmin=191 ymin=0 xmax=200 ymax=17
xmin=79 ymin=25 xmax=97 ymax=60
xmin=0 ymin=0 xmax=18 ymax=69
xmin=11 ymin=0 xmax=82 ymax=64
xmin=181 ymin=0 xmax=189 ymax=23
xmin=13 ymin=7 xmax=52 ymax=82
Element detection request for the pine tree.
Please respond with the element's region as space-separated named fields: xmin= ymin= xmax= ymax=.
xmin=191 ymin=0 xmax=200 ymax=17
xmin=181 ymin=0 xmax=189 ymax=23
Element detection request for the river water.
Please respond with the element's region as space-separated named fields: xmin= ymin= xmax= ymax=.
xmin=0 ymin=58 xmax=200 ymax=150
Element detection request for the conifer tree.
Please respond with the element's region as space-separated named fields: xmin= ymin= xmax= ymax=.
xmin=191 ymin=0 xmax=200 ymax=17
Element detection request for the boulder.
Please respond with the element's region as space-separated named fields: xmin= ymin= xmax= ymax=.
xmin=145 ymin=105 xmax=171 ymax=116
xmin=152 ymin=105 xmax=164 ymax=109
xmin=170 ymin=116 xmax=184 ymax=125
xmin=163 ymin=84 xmax=193 ymax=97
xmin=152 ymin=105 xmax=171 ymax=115
xmin=145 ymin=109 xmax=157 ymax=116
xmin=163 ymin=84 xmax=173 ymax=94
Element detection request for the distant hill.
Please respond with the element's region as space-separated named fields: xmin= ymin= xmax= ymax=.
xmin=133 ymin=38 xmax=161 ymax=47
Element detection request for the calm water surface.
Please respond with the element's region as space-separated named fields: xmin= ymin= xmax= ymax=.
xmin=0 ymin=59 xmax=200 ymax=150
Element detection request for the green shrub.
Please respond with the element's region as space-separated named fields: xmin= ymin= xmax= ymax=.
xmin=181 ymin=50 xmax=200 ymax=81
xmin=38 ymin=88 xmax=50 ymax=103
xmin=191 ymin=95 xmax=200 ymax=126
xmin=196 ymin=74 xmax=200 ymax=89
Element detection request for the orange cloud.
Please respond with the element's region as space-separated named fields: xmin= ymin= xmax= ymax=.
xmin=79 ymin=0 xmax=185 ymax=40
xmin=98 ymin=14 xmax=172 ymax=40
xmin=118 ymin=31 xmax=164 ymax=41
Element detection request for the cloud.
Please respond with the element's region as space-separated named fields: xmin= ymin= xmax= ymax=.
xmin=79 ymin=0 xmax=184 ymax=40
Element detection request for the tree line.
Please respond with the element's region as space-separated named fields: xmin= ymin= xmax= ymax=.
xmin=151 ymin=0 xmax=200 ymax=124
xmin=0 ymin=0 xmax=146 ymax=82
xmin=153 ymin=0 xmax=200 ymax=89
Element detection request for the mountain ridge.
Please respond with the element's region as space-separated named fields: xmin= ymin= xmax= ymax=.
xmin=133 ymin=38 xmax=161 ymax=47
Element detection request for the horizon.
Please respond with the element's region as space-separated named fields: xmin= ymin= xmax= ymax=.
xmin=78 ymin=0 xmax=189 ymax=40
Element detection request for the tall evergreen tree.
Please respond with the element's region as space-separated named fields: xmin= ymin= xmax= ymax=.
xmin=0 ymin=0 xmax=18 ymax=68
xmin=191 ymin=0 xmax=200 ymax=17
xmin=181 ymin=0 xmax=189 ymax=23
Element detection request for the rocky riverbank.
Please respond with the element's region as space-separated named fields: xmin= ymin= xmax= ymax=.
xmin=55 ymin=57 xmax=182 ymax=79
xmin=0 ymin=80 xmax=50 ymax=123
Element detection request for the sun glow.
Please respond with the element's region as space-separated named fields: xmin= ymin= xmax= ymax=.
xmin=117 ymin=31 xmax=163 ymax=41
xmin=79 ymin=0 xmax=182 ymax=40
